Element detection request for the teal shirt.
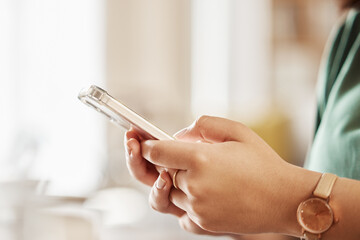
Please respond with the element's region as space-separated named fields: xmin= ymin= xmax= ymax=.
xmin=305 ymin=9 xmax=360 ymax=180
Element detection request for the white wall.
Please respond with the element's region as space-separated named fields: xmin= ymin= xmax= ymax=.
xmin=0 ymin=0 xmax=106 ymax=196
xmin=105 ymin=0 xmax=191 ymax=185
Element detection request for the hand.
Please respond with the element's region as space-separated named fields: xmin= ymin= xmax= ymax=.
xmin=124 ymin=128 xmax=222 ymax=236
xmin=140 ymin=116 xmax=302 ymax=235
xmin=150 ymin=170 xmax=227 ymax=236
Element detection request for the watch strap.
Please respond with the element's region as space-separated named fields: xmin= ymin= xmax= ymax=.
xmin=313 ymin=173 xmax=337 ymax=199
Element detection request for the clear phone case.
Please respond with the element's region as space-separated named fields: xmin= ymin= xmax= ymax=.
xmin=78 ymin=85 xmax=173 ymax=140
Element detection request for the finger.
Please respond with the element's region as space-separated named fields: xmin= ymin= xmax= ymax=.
xmin=126 ymin=130 xmax=167 ymax=174
xmin=169 ymin=188 xmax=189 ymax=213
xmin=174 ymin=115 xmax=250 ymax=143
xmin=125 ymin=130 xmax=141 ymax=157
xmin=149 ymin=171 xmax=185 ymax=217
xmin=125 ymin=129 xmax=141 ymax=142
xmin=141 ymin=140 xmax=198 ymax=170
xmin=126 ymin=138 xmax=158 ymax=186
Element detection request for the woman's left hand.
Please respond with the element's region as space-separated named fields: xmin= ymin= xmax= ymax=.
xmin=141 ymin=116 xmax=307 ymax=235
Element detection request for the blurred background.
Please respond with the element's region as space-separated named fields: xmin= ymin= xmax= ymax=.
xmin=0 ymin=0 xmax=339 ymax=239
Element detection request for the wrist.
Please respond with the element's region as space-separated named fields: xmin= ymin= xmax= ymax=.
xmin=272 ymin=163 xmax=322 ymax=237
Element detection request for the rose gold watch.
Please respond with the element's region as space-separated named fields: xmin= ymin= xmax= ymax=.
xmin=296 ymin=173 xmax=338 ymax=240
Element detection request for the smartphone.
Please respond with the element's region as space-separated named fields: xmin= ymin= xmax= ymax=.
xmin=78 ymin=85 xmax=174 ymax=140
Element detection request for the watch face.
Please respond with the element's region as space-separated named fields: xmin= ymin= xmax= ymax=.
xmin=297 ymin=198 xmax=334 ymax=234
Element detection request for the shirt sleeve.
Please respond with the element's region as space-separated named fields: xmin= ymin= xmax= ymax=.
xmin=305 ymin=9 xmax=360 ymax=180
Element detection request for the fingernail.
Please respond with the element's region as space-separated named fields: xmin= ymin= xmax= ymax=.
xmin=156 ymin=175 xmax=166 ymax=189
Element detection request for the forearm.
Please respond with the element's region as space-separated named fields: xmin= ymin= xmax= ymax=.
xmin=278 ymin=163 xmax=360 ymax=239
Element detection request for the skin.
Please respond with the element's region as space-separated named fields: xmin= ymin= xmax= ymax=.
xmin=125 ymin=116 xmax=360 ymax=239
xmin=124 ymin=2 xmax=360 ymax=238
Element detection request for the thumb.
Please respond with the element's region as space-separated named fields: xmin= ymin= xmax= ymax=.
xmin=174 ymin=115 xmax=250 ymax=143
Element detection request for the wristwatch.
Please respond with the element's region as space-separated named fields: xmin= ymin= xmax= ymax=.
xmin=296 ymin=173 xmax=338 ymax=240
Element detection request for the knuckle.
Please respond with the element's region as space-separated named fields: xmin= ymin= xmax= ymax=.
xmin=185 ymin=176 xmax=206 ymax=199
xmin=149 ymin=188 xmax=170 ymax=213
xmin=149 ymin=203 xmax=158 ymax=211
xmin=195 ymin=149 xmax=207 ymax=162
xmin=179 ymin=218 xmax=202 ymax=235
xmin=196 ymin=218 xmax=212 ymax=231
xmin=186 ymin=183 xmax=197 ymax=196
xmin=192 ymin=150 xmax=208 ymax=168
xmin=195 ymin=115 xmax=211 ymax=130
xmin=186 ymin=181 xmax=202 ymax=199
xmin=148 ymin=144 xmax=161 ymax=161
xmin=149 ymin=193 xmax=164 ymax=212
xmin=189 ymin=202 xmax=215 ymax=232
xmin=149 ymin=187 xmax=159 ymax=206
